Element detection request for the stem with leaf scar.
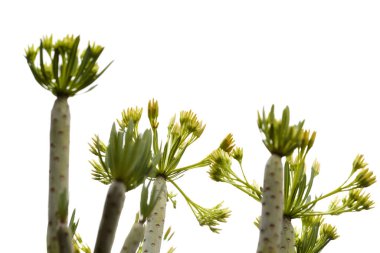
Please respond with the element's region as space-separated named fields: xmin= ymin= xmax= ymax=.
xmin=48 ymin=96 xmax=71 ymax=253
xmin=279 ymin=217 xmax=295 ymax=253
xmin=94 ymin=181 xmax=126 ymax=253
xmin=142 ymin=176 xmax=168 ymax=253
xmin=121 ymin=220 xmax=145 ymax=253
xmin=257 ymin=154 xmax=284 ymax=253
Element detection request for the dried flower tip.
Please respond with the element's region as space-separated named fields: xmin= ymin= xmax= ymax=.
xmin=219 ymin=133 xmax=235 ymax=153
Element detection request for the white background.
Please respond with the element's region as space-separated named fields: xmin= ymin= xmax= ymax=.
xmin=1 ymin=1 xmax=379 ymax=252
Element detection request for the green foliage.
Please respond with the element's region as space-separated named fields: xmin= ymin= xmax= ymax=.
xmin=257 ymin=105 xmax=305 ymax=157
xmin=90 ymin=100 xmax=231 ymax=235
xmin=58 ymin=191 xmax=69 ymax=223
xmin=89 ymin=136 xmax=111 ymax=185
xmin=155 ymin=109 xmax=207 ymax=180
xmin=208 ymin=147 xmax=262 ymax=201
xmin=169 ymin=179 xmax=231 ymax=233
xmin=296 ymin=216 xmax=339 ymax=253
xmin=139 ymin=179 xmax=164 ymax=222
xmin=208 ymin=105 xmax=376 ymax=252
xmin=89 ymin=120 xmax=159 ymax=191
xmin=25 ymin=35 xmax=112 ymax=97
xmin=69 ymin=210 xmax=91 ymax=253
xmin=284 ymin=151 xmax=375 ymax=218
xmin=145 ymin=99 xmax=232 ymax=233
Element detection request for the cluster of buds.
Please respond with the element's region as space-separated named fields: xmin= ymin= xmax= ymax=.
xmin=25 ymin=35 xmax=111 ymax=97
xmin=340 ymin=189 xmax=375 ymax=212
xmin=296 ymin=216 xmax=339 ymax=252
xmin=117 ymin=106 xmax=143 ymax=133
xmin=157 ymin=108 xmax=206 ymax=179
xmin=257 ymin=105 xmax=305 ymax=156
xmin=148 ymin=99 xmax=159 ymax=129
xmin=208 ymin=135 xmax=262 ymax=201
xmin=208 ymin=149 xmax=233 ymax=182
xmin=180 ymin=196 xmax=231 ymax=233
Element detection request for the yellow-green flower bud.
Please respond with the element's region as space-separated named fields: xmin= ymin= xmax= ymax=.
xmin=208 ymin=149 xmax=232 ymax=182
xmin=148 ymin=99 xmax=159 ymax=129
xmin=311 ymin=160 xmax=320 ymax=176
xmin=218 ymin=133 xmax=235 ymax=154
xmin=42 ymin=35 xmax=53 ymax=55
xmin=320 ymin=224 xmax=339 ymax=240
xmin=352 ymin=154 xmax=367 ymax=173
xmin=231 ymin=147 xmax=243 ymax=164
xmin=25 ymin=45 xmax=38 ymax=62
xmin=117 ymin=107 xmax=143 ymax=129
xmin=355 ymin=168 xmax=376 ymax=188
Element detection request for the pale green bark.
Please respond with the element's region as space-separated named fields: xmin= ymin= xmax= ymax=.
xmin=142 ymin=176 xmax=167 ymax=253
xmin=280 ymin=217 xmax=295 ymax=253
xmin=257 ymin=155 xmax=283 ymax=253
xmin=94 ymin=180 xmax=126 ymax=253
xmin=121 ymin=222 xmax=145 ymax=253
xmin=47 ymin=97 xmax=71 ymax=253
xmin=58 ymin=223 xmax=74 ymax=253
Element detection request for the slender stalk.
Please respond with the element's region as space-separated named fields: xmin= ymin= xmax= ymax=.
xmin=142 ymin=176 xmax=168 ymax=253
xmin=94 ymin=180 xmax=126 ymax=253
xmin=48 ymin=96 xmax=71 ymax=253
xmin=121 ymin=221 xmax=145 ymax=253
xmin=257 ymin=154 xmax=283 ymax=253
xmin=292 ymin=183 xmax=353 ymax=216
xmin=279 ymin=217 xmax=295 ymax=253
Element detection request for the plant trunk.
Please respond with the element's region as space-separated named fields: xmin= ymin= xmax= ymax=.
xmin=280 ymin=217 xmax=295 ymax=253
xmin=121 ymin=221 xmax=145 ymax=253
xmin=94 ymin=180 xmax=126 ymax=253
xmin=47 ymin=96 xmax=71 ymax=253
xmin=142 ymin=176 xmax=167 ymax=253
xmin=256 ymin=154 xmax=284 ymax=253
xmin=58 ymin=223 xmax=74 ymax=253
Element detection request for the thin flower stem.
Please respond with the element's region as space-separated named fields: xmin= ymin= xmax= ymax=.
xmin=228 ymin=170 xmax=261 ymax=201
xmin=292 ymin=183 xmax=356 ymax=216
xmin=167 ymin=179 xmax=192 ymax=205
xmin=238 ymin=163 xmax=250 ymax=187
xmin=174 ymin=158 xmax=210 ymax=174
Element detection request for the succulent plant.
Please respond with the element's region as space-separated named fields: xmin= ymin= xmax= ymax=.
xmin=208 ymin=105 xmax=376 ymax=253
xmin=26 ymin=35 xmax=111 ymax=253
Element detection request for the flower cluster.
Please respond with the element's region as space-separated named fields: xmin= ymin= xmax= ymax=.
xmin=25 ymin=35 xmax=111 ymax=97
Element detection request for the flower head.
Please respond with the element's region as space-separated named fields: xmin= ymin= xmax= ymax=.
xmin=26 ymin=35 xmax=112 ymax=97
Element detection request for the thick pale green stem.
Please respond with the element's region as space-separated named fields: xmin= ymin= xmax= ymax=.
xmin=280 ymin=217 xmax=295 ymax=253
xmin=94 ymin=181 xmax=126 ymax=253
xmin=142 ymin=176 xmax=167 ymax=253
xmin=121 ymin=221 xmax=145 ymax=253
xmin=57 ymin=223 xmax=74 ymax=253
xmin=48 ymin=97 xmax=71 ymax=253
xmin=257 ymin=154 xmax=284 ymax=253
